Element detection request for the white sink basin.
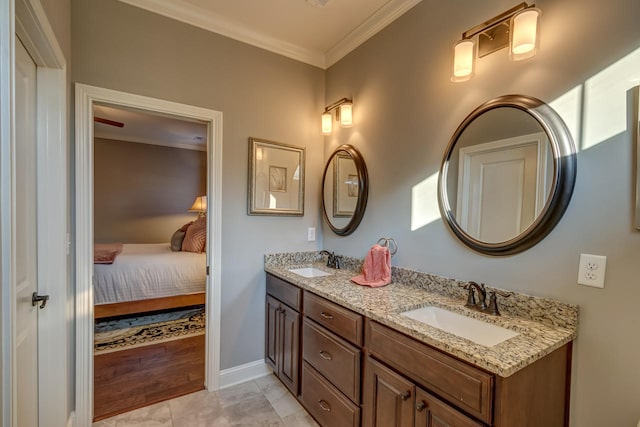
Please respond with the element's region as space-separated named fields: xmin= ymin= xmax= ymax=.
xmin=401 ymin=306 xmax=519 ymax=347
xmin=287 ymin=267 xmax=333 ymax=278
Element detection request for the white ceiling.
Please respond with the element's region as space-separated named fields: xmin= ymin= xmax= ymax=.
xmin=118 ymin=0 xmax=422 ymax=68
xmin=94 ymin=104 xmax=208 ymax=151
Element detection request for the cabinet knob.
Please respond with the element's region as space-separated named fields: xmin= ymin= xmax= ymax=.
xmin=416 ymin=401 xmax=427 ymax=412
xmin=400 ymin=391 xmax=411 ymax=401
xmin=320 ymin=311 xmax=334 ymax=320
xmin=319 ymin=350 xmax=333 ymax=360
xmin=318 ymin=399 xmax=331 ymax=412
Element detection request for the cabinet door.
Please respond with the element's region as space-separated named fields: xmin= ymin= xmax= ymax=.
xmin=363 ymin=357 xmax=415 ymax=427
xmin=415 ymin=388 xmax=483 ymax=427
xmin=279 ymin=303 xmax=300 ymax=395
xmin=265 ymin=295 xmax=280 ymax=372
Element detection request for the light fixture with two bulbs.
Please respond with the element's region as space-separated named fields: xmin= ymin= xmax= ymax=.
xmin=321 ymin=98 xmax=353 ymax=135
xmin=452 ymin=3 xmax=540 ymax=82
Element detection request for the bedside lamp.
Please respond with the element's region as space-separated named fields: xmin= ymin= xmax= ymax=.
xmin=188 ymin=195 xmax=207 ymax=217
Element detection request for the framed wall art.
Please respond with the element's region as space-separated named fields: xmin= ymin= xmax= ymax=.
xmin=248 ymin=137 xmax=305 ymax=216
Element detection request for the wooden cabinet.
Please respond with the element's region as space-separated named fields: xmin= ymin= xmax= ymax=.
xmin=363 ymin=357 xmax=482 ymax=427
xmin=366 ymin=320 xmax=571 ymax=427
xmin=301 ymin=292 xmax=363 ymax=427
xmin=266 ymin=275 xmax=301 ymax=395
xmin=265 ymin=272 xmax=571 ymax=427
xmin=363 ymin=356 xmax=415 ymax=427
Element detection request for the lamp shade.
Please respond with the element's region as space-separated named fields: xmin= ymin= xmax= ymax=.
xmin=451 ymin=39 xmax=476 ymax=82
xmin=339 ymin=102 xmax=353 ymax=127
xmin=510 ymin=8 xmax=540 ymax=61
xmin=321 ymin=112 xmax=332 ymax=135
xmin=188 ymin=195 xmax=207 ymax=215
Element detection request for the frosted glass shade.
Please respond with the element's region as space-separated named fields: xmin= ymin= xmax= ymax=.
xmin=451 ymin=39 xmax=476 ymax=82
xmin=321 ymin=112 xmax=332 ymax=135
xmin=510 ymin=8 xmax=540 ymax=61
xmin=339 ymin=103 xmax=353 ymax=127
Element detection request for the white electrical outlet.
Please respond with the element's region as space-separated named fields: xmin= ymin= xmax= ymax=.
xmin=577 ymin=254 xmax=606 ymax=288
xmin=307 ymin=227 xmax=316 ymax=242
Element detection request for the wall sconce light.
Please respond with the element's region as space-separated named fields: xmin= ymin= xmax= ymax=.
xmin=321 ymin=98 xmax=353 ymax=135
xmin=188 ymin=195 xmax=207 ymax=217
xmin=451 ymin=3 xmax=540 ymax=82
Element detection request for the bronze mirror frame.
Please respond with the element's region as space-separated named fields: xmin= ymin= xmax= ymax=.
xmin=438 ymin=94 xmax=577 ymax=255
xmin=322 ymin=144 xmax=369 ymax=236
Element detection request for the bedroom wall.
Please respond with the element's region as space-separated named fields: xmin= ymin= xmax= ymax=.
xmin=323 ymin=0 xmax=640 ymax=426
xmin=72 ymin=0 xmax=325 ymax=371
xmin=93 ymin=137 xmax=206 ymax=243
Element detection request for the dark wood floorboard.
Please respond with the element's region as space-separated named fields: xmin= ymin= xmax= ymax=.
xmin=93 ymin=335 xmax=205 ymax=422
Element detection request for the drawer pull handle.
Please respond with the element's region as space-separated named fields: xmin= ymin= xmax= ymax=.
xmin=416 ymin=401 xmax=427 ymax=412
xmin=318 ymin=399 xmax=331 ymax=412
xmin=320 ymin=311 xmax=334 ymax=319
xmin=400 ymin=391 xmax=411 ymax=401
xmin=319 ymin=350 xmax=333 ymax=360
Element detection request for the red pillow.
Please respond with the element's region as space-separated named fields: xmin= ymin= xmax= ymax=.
xmin=182 ymin=216 xmax=206 ymax=253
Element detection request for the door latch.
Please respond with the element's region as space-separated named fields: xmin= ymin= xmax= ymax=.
xmin=31 ymin=292 xmax=49 ymax=309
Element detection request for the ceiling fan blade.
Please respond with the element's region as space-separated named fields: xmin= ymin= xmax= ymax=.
xmin=94 ymin=116 xmax=124 ymax=128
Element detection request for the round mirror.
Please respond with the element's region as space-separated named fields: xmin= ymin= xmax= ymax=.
xmin=438 ymin=95 xmax=577 ymax=255
xmin=322 ymin=145 xmax=369 ymax=236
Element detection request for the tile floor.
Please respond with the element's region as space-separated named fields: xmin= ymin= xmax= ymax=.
xmin=92 ymin=374 xmax=319 ymax=427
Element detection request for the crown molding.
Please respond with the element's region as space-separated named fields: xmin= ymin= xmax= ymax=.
xmin=325 ymin=0 xmax=422 ymax=67
xmin=118 ymin=0 xmax=421 ymax=69
xmin=118 ymin=0 xmax=326 ymax=68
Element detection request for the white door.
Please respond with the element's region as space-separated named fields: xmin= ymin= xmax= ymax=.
xmin=15 ymin=37 xmax=40 ymax=427
xmin=457 ymin=132 xmax=549 ymax=243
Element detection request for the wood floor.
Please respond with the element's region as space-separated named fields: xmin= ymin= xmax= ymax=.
xmin=93 ymin=334 xmax=205 ymax=422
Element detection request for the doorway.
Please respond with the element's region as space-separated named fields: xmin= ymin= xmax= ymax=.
xmin=75 ymin=84 xmax=223 ymax=426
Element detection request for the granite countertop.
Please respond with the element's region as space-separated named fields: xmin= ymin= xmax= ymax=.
xmin=264 ymin=254 xmax=578 ymax=378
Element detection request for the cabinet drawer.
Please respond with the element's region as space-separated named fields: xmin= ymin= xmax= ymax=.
xmin=266 ymin=274 xmax=301 ymax=311
xmin=303 ymin=318 xmax=361 ymax=403
xmin=301 ymin=362 xmax=360 ymax=427
xmin=366 ymin=320 xmax=493 ymax=424
xmin=304 ymin=292 xmax=363 ymax=346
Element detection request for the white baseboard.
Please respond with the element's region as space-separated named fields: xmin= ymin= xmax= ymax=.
xmin=218 ymin=359 xmax=272 ymax=389
xmin=67 ymin=411 xmax=75 ymax=427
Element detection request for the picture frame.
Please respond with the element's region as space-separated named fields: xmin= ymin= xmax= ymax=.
xmin=333 ymin=153 xmax=358 ymax=217
xmin=248 ymin=137 xmax=305 ymax=216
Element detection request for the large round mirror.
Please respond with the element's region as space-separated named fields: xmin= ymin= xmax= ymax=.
xmin=322 ymin=145 xmax=369 ymax=236
xmin=438 ymin=95 xmax=577 ymax=255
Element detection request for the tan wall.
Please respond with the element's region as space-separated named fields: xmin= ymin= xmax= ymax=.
xmin=94 ymin=138 xmax=206 ymax=243
xmin=72 ymin=0 xmax=325 ymax=370
xmin=323 ymin=0 xmax=640 ymax=426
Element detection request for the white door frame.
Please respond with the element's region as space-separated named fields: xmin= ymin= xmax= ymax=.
xmin=1 ymin=0 xmax=68 ymax=426
xmin=74 ymin=83 xmax=223 ymax=425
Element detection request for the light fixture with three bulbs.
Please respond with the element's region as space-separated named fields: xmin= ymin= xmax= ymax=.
xmin=452 ymin=3 xmax=540 ymax=82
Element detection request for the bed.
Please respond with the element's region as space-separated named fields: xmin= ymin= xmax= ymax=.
xmin=93 ymin=243 xmax=206 ymax=319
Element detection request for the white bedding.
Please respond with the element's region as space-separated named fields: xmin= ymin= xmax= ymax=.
xmin=93 ymin=243 xmax=206 ymax=305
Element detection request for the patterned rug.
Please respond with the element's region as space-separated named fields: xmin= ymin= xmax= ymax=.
xmin=94 ymin=305 xmax=206 ymax=355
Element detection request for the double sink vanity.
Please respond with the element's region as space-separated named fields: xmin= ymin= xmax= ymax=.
xmin=264 ymin=253 xmax=577 ymax=427
xmin=263 ymin=93 xmax=579 ymax=426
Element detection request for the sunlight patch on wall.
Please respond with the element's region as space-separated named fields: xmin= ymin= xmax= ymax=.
xmin=549 ymin=85 xmax=583 ymax=150
xmin=411 ymin=172 xmax=440 ymax=231
xmin=581 ymin=48 xmax=640 ymax=151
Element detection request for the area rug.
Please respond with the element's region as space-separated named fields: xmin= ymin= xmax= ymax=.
xmin=94 ymin=305 xmax=205 ymax=355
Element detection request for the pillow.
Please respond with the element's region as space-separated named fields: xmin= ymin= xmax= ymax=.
xmin=182 ymin=216 xmax=206 ymax=253
xmin=170 ymin=221 xmax=193 ymax=252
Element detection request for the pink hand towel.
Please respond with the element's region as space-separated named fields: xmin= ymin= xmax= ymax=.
xmin=351 ymin=244 xmax=391 ymax=287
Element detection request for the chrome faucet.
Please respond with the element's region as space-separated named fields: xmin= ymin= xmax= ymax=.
xmin=459 ymin=281 xmax=511 ymax=316
xmin=319 ymin=250 xmax=341 ymax=269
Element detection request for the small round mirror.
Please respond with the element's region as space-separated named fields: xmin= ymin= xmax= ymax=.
xmin=438 ymin=95 xmax=577 ymax=255
xmin=322 ymin=145 xmax=368 ymax=236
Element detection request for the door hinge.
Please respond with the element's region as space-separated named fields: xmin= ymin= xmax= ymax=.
xmin=206 ymin=266 xmax=210 ymax=276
